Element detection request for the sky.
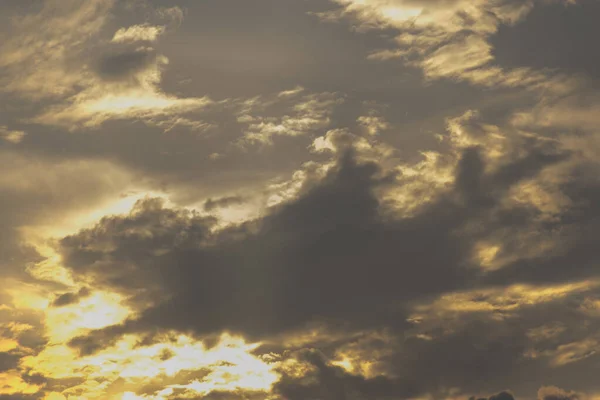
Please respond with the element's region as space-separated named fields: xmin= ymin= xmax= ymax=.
xmin=1 ymin=0 xmax=600 ymax=399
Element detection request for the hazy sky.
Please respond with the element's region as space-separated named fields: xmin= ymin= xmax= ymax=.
xmin=1 ymin=1 xmax=600 ymax=399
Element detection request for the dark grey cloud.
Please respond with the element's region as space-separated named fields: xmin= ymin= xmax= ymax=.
xmin=203 ymin=195 xmax=247 ymax=212
xmin=62 ymin=150 xmax=470 ymax=349
xmin=51 ymin=287 xmax=91 ymax=307
xmin=169 ymin=390 xmax=268 ymax=400
xmin=0 ymin=352 xmax=20 ymax=372
xmin=94 ymin=47 xmax=161 ymax=82
xmin=470 ymin=391 xmax=515 ymax=400
xmin=0 ymin=150 xmax=136 ymax=281
xmin=56 ymin=130 xmax=596 ymax=397
xmin=538 ymin=386 xmax=583 ymax=400
xmin=274 ymin=349 xmax=420 ymax=400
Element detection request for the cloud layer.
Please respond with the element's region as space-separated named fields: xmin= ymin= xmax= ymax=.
xmin=1 ymin=0 xmax=600 ymax=399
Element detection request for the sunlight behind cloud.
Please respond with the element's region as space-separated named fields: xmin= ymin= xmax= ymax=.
xmin=36 ymin=88 xmax=213 ymax=130
xmin=379 ymin=5 xmax=422 ymax=21
xmin=410 ymin=280 xmax=600 ymax=321
xmin=45 ymin=291 xmax=131 ymax=343
xmin=23 ymin=332 xmax=279 ymax=399
xmin=0 ymin=371 xmax=42 ymax=396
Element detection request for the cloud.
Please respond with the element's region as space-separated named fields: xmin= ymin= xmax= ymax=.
xmin=0 ymin=126 xmax=26 ymax=144
xmin=34 ymin=96 xmax=600 ymax=398
xmin=320 ymin=0 xmax=580 ymax=94
xmin=512 ymin=93 xmax=600 ymax=134
xmin=0 ymin=0 xmax=114 ymax=99
xmin=30 ymin=34 xmax=215 ymax=130
xmin=1 ymin=1 xmax=600 ymax=398
xmin=112 ymin=24 xmax=166 ymax=43
xmin=0 ymin=370 xmax=42 ymax=397
xmin=22 ymin=332 xmax=277 ymax=400
xmin=50 ymin=120 xmax=585 ymax=399
xmin=236 ymin=89 xmax=345 ymax=145
xmin=538 ymin=386 xmax=584 ymax=400
xmin=0 ymin=0 xmax=213 ymax=132
xmin=0 ymin=150 xmax=140 ymax=279
xmin=272 ymin=349 xmax=421 ymax=400
xmin=357 ymin=102 xmax=390 ymax=136
xmin=32 ymin=59 xmax=214 ymax=131
xmin=51 ymin=287 xmax=91 ymax=308
xmin=154 ymin=6 xmax=185 ymax=26
xmin=94 ymin=47 xmax=164 ymax=83
xmin=203 ymin=196 xmax=248 ymax=212
xmin=0 ymin=150 xmax=148 ymax=399
xmin=471 ymin=392 xmax=515 ymax=400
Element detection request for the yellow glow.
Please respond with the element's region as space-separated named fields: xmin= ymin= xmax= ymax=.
xmin=194 ymin=195 xmax=263 ymax=228
xmin=44 ymin=393 xmax=67 ymax=400
xmin=6 ymin=281 xmax=131 ymax=342
xmin=0 ymin=126 xmax=26 ymax=143
xmin=0 ymin=338 xmax=19 ymax=352
xmin=411 ymin=280 xmax=600 ymax=320
xmin=551 ymin=338 xmax=599 ymax=366
xmin=20 ymin=191 xmax=169 ymax=289
xmin=581 ymin=297 xmax=600 ymax=317
xmin=5 ymin=279 xmax=50 ymax=310
xmin=527 ymin=324 xmax=566 ymax=341
xmin=45 ymin=291 xmax=132 ymax=343
xmin=85 ymin=93 xmax=182 ymax=114
xmin=474 ymin=243 xmax=501 ymax=269
xmin=4 ymin=188 xmax=286 ymax=398
xmin=0 ymin=370 xmax=42 ymax=395
xmin=122 ymin=393 xmax=146 ymax=400
xmin=331 ymin=356 xmax=354 ymax=372
xmin=23 ymin=332 xmax=279 ymax=399
xmin=379 ymin=6 xmax=422 ymax=21
xmin=63 ymin=191 xmax=170 ymax=236
xmin=3 ymin=322 xmax=34 ymax=334
xmin=36 ymin=86 xmax=212 ymax=129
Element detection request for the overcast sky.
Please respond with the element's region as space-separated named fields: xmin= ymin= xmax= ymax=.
xmin=1 ymin=1 xmax=600 ymax=399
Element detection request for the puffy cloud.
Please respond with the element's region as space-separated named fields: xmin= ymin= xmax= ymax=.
xmin=538 ymin=386 xmax=584 ymax=400
xmin=357 ymin=102 xmax=390 ymax=136
xmin=27 ymin=98 xmax=598 ymax=397
xmin=49 ymin=122 xmax=584 ymax=397
xmin=471 ymin=392 xmax=516 ymax=400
